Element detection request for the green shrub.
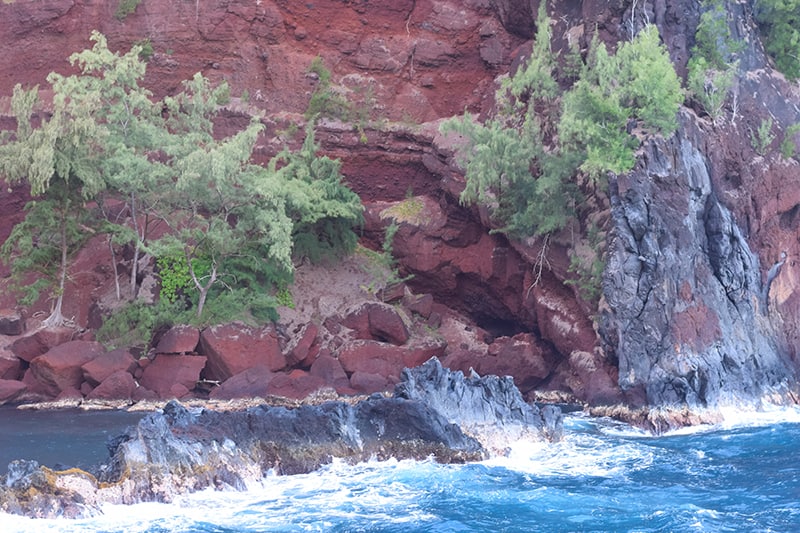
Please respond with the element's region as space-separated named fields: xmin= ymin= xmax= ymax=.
xmin=115 ymin=0 xmax=141 ymax=20
xmin=755 ymin=0 xmax=800 ymax=80
xmin=96 ymin=299 xmax=187 ymax=351
xmin=751 ymin=118 xmax=776 ymax=155
xmin=686 ymin=1 xmax=740 ymax=121
xmin=781 ymin=123 xmax=800 ymax=158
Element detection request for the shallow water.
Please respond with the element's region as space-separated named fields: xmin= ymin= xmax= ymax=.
xmin=4 ymin=408 xmax=800 ymax=532
xmin=0 ymin=407 xmax=144 ymax=474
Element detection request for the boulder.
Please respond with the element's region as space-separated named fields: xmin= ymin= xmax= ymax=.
xmin=29 ymin=340 xmax=106 ymax=397
xmin=564 ymin=350 xmax=623 ymax=406
xmin=341 ymin=302 xmax=410 ymax=345
xmin=403 ymin=292 xmax=434 ymax=319
xmin=309 ymin=354 xmax=350 ymax=390
xmin=81 ymin=348 xmax=138 ymax=387
xmin=210 ymin=365 xmax=274 ymax=400
xmin=0 ymin=379 xmax=26 ymax=404
xmin=139 ymin=354 xmax=207 ymax=399
xmin=367 ymin=303 xmax=410 ymax=345
xmin=155 ymin=325 xmax=200 ymax=354
xmin=338 ymin=338 xmax=444 ymax=380
xmin=479 ymin=333 xmax=557 ymax=392
xmin=268 ymin=370 xmax=327 ymax=400
xmin=199 ymin=323 xmax=285 ymax=381
xmin=349 ymin=371 xmax=389 ymax=394
xmin=20 ymin=368 xmax=53 ymax=401
xmin=86 ymin=370 xmax=136 ymax=401
xmin=10 ymin=326 xmax=74 ymax=363
xmin=0 ymin=309 xmax=24 ymax=336
xmin=338 ymin=340 xmax=406 ymax=378
xmin=284 ymin=322 xmax=319 ymax=368
xmin=0 ymin=352 xmax=22 ymax=380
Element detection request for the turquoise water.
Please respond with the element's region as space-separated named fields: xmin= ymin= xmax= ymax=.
xmin=3 ymin=410 xmax=800 ymax=532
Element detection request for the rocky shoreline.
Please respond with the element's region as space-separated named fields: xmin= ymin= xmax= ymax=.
xmin=0 ymin=358 xmax=563 ymax=519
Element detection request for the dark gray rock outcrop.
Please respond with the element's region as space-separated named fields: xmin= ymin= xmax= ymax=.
xmin=601 ymin=112 xmax=797 ymax=409
xmin=396 ymin=357 xmax=563 ymax=447
xmin=0 ymin=358 xmax=558 ymax=518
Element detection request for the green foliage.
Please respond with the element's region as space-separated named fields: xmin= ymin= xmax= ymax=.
xmin=0 ymin=192 xmax=93 ymax=307
xmin=156 ymin=253 xmax=209 ymax=304
xmin=693 ymin=0 xmax=743 ymax=69
xmin=780 ymin=123 xmax=800 ymax=158
xmin=115 ymin=0 xmax=141 ymax=20
xmin=755 ymin=0 xmax=800 ymax=80
xmin=0 ymin=32 xmax=364 ymax=329
xmin=751 ymin=117 xmax=776 ymax=155
xmin=686 ymin=1 xmax=739 ymax=121
xmin=615 ymin=26 xmax=684 ymax=134
xmin=687 ymin=56 xmax=736 ymax=121
xmin=560 ymin=26 xmax=682 ymax=180
xmin=134 ymin=38 xmax=153 ymax=61
xmin=359 ymin=221 xmax=412 ymax=300
xmin=305 ymin=56 xmax=351 ymax=120
xmin=276 ymin=286 xmax=295 ymax=308
xmin=96 ymin=298 xmax=187 ymax=351
xmin=501 ymin=2 xmax=559 ymax=105
xmin=565 ymin=224 xmax=606 ymax=303
xmin=275 ymin=121 xmax=364 ymax=263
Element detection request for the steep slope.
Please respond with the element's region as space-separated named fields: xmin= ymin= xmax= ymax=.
xmin=1 ymin=0 xmax=800 ymax=414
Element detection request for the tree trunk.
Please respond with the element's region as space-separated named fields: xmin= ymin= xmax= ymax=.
xmin=43 ymin=210 xmax=68 ymax=327
xmin=190 ymin=257 xmax=217 ymax=319
xmin=129 ymin=191 xmax=140 ymax=299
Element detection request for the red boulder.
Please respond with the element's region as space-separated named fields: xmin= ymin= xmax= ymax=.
xmin=29 ymin=340 xmax=106 ymax=397
xmin=338 ymin=340 xmax=407 ymax=378
xmin=284 ymin=322 xmax=320 ymax=368
xmin=155 ymin=325 xmax=200 ymax=354
xmin=210 ymin=366 xmax=273 ymax=400
xmin=0 ymin=351 xmax=22 ymax=380
xmin=479 ymin=333 xmax=557 ymax=392
xmin=139 ymin=354 xmax=207 ymax=399
xmin=309 ymin=354 xmax=350 ymax=390
xmin=268 ymin=369 xmax=327 ymax=400
xmin=349 ymin=371 xmax=389 ymax=394
xmin=10 ymin=326 xmax=75 ymax=363
xmin=81 ymin=348 xmax=138 ymax=387
xmin=199 ymin=323 xmax=285 ymax=381
xmin=0 ymin=379 xmax=26 ymax=404
xmin=341 ymin=302 xmax=410 ymax=345
xmin=87 ymin=370 xmax=136 ymax=401
xmin=0 ymin=309 xmax=24 ymax=336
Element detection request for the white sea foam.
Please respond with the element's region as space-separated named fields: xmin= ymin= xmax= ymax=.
xmin=480 ymin=419 xmax=654 ymax=479
xmin=1 ymin=458 xmax=444 ymax=533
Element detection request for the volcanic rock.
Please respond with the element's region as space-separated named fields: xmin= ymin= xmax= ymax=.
xmin=199 ymin=323 xmax=285 ymax=381
xmin=28 ymin=340 xmax=106 ymax=397
xmin=10 ymin=326 xmax=74 ymax=363
xmin=209 ymin=365 xmax=273 ymax=400
xmin=81 ymin=348 xmax=138 ymax=387
xmin=0 ymin=379 xmax=26 ymax=404
xmin=0 ymin=309 xmax=23 ymax=336
xmin=138 ymin=354 xmax=207 ymax=399
xmin=0 ymin=359 xmax=559 ymax=518
xmin=86 ymin=370 xmax=136 ymax=401
xmin=155 ymin=325 xmax=200 ymax=354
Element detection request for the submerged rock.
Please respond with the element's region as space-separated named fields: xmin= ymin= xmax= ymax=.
xmin=0 ymin=358 xmax=558 ymax=518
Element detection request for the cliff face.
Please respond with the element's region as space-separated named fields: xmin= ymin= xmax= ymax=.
xmin=1 ymin=0 xmax=800 ymax=411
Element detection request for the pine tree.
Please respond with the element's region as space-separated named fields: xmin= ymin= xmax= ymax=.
xmin=0 ymin=81 xmax=106 ymax=327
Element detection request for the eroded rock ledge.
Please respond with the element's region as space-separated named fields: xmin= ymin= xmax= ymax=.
xmin=0 ymin=358 xmax=562 ymax=519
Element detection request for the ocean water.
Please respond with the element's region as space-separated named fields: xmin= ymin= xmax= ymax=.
xmin=3 ymin=409 xmax=800 ymax=532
